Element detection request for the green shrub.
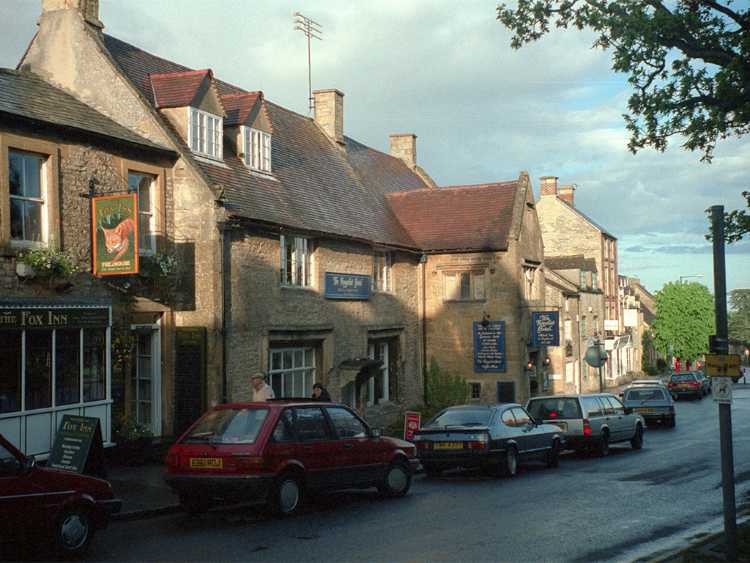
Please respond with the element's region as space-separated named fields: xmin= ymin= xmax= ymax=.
xmin=424 ymin=358 xmax=468 ymax=421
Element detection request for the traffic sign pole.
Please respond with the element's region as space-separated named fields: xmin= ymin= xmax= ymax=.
xmin=711 ymin=205 xmax=737 ymax=560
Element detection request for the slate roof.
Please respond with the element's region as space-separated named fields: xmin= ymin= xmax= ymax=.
xmin=545 ymin=255 xmax=598 ymax=272
xmin=385 ymin=181 xmax=518 ymax=252
xmin=0 ymin=68 xmax=171 ymax=153
xmin=101 ymin=34 xmax=429 ymax=247
xmin=149 ymin=69 xmax=213 ymax=109
xmin=222 ymin=92 xmax=263 ymax=127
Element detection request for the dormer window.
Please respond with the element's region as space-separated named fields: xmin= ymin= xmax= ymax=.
xmin=244 ymin=127 xmax=271 ymax=173
xmin=189 ymin=107 xmax=223 ymax=160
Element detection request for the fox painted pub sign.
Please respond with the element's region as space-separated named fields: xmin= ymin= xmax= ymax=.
xmin=92 ymin=193 xmax=139 ymax=276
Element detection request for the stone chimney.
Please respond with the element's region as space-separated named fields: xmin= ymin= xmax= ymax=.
xmin=389 ymin=134 xmax=417 ymax=169
xmin=539 ymin=176 xmax=558 ymax=197
xmin=313 ymin=89 xmax=344 ymax=145
xmin=42 ymin=0 xmax=103 ymax=29
xmin=559 ymin=184 xmax=575 ymax=206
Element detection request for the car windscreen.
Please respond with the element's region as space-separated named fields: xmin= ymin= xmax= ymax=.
xmin=527 ymin=398 xmax=582 ymax=420
xmin=183 ymin=408 xmax=269 ymax=444
xmin=625 ymin=388 xmax=667 ymax=401
xmin=426 ymin=408 xmax=491 ymax=428
xmin=671 ymin=374 xmax=695 ymax=382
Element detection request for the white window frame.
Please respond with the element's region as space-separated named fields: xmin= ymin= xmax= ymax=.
xmin=130 ymin=323 xmax=162 ymax=437
xmin=244 ymin=127 xmax=272 ymax=173
xmin=268 ymin=347 xmax=316 ymax=398
xmin=128 ymin=171 xmax=156 ymax=255
xmin=523 ymin=266 xmax=537 ymax=300
xmin=8 ymin=150 xmax=48 ymax=247
xmin=373 ymin=251 xmax=393 ymax=292
xmin=280 ymin=235 xmax=312 ymax=287
xmin=188 ymin=107 xmax=223 ymax=160
xmin=443 ymin=270 xmax=485 ymax=302
xmin=367 ymin=341 xmax=390 ymax=406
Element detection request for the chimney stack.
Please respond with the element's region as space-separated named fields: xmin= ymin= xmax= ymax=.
xmin=42 ymin=0 xmax=103 ymax=29
xmin=558 ymin=184 xmax=575 ymax=206
xmin=389 ymin=134 xmax=417 ymax=169
xmin=539 ymin=176 xmax=558 ymax=197
xmin=313 ymin=89 xmax=344 ymax=145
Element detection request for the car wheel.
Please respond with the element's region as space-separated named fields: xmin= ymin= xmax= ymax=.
xmin=269 ymin=473 xmax=304 ymax=516
xmin=55 ymin=507 xmax=94 ymax=557
xmin=630 ymin=424 xmax=644 ymax=450
xmin=504 ymin=446 xmax=518 ymax=477
xmin=180 ymin=495 xmax=210 ymax=516
xmin=546 ymin=440 xmax=560 ymax=468
xmin=378 ymin=461 xmax=412 ymax=497
xmin=598 ymin=432 xmax=610 ymax=457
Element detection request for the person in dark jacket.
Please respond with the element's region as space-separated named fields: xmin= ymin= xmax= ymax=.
xmin=311 ymin=383 xmax=332 ymax=402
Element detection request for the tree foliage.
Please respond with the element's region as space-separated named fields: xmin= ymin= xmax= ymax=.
xmin=729 ymin=288 xmax=750 ymax=342
xmin=652 ymin=281 xmax=715 ymax=360
xmin=425 ymin=358 xmax=468 ymax=420
xmin=496 ymin=1 xmax=750 ymax=162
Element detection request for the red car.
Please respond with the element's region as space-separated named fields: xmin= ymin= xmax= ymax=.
xmin=0 ymin=434 xmax=120 ymax=557
xmin=165 ymin=400 xmax=419 ymax=516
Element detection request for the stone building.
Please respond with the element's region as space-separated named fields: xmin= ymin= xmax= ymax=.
xmin=387 ymin=176 xmax=547 ymax=404
xmin=0 ymin=68 xmax=177 ymax=455
xmin=544 ymin=255 xmax=604 ymax=393
xmin=536 ymin=176 xmax=623 ymax=386
xmin=543 ymin=268 xmax=581 ymax=394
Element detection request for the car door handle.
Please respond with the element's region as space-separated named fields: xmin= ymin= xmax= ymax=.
xmin=343 ymin=443 xmax=354 ymax=449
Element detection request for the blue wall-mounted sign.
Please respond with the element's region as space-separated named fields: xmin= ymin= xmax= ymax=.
xmin=531 ymin=311 xmax=560 ymax=347
xmin=473 ymin=320 xmax=506 ymax=373
xmin=324 ymin=272 xmax=371 ymax=300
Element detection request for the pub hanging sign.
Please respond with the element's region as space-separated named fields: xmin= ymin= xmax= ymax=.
xmin=531 ymin=311 xmax=560 ymax=347
xmin=92 ymin=193 xmax=139 ymax=276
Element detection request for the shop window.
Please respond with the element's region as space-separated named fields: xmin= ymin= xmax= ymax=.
xmin=83 ymin=329 xmax=106 ymax=402
xmin=269 ymin=347 xmax=316 ymax=398
xmin=373 ymin=251 xmax=393 ymax=292
xmin=25 ymin=330 xmax=52 ymax=410
xmin=444 ymin=270 xmax=485 ymax=301
xmin=0 ymin=332 xmax=21 ymax=414
xmin=55 ymin=329 xmax=81 ymax=406
xmin=280 ymin=235 xmax=312 ymax=287
xmin=128 ymin=171 xmax=156 ymax=254
xmin=470 ymin=382 xmax=481 ymax=401
xmin=9 ymin=150 xmax=46 ymax=244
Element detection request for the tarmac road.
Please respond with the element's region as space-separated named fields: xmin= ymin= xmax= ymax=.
xmin=79 ymin=385 xmax=750 ymax=563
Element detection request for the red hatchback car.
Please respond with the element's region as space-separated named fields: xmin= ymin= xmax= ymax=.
xmin=165 ymin=400 xmax=419 ymax=516
xmin=0 ymin=434 xmax=120 ymax=557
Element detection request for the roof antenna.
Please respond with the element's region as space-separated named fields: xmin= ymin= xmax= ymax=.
xmin=294 ymin=12 xmax=322 ymax=115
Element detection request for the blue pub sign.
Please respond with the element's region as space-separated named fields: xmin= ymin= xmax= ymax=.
xmin=473 ymin=320 xmax=506 ymax=373
xmin=324 ymin=272 xmax=371 ymax=300
xmin=531 ymin=311 xmax=560 ymax=347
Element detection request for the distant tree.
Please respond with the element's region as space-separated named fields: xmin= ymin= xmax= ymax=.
xmin=729 ymin=288 xmax=750 ymax=342
xmin=652 ymin=281 xmax=715 ymax=361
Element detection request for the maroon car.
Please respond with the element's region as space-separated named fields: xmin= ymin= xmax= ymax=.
xmin=165 ymin=400 xmax=419 ymax=516
xmin=0 ymin=434 xmax=120 ymax=556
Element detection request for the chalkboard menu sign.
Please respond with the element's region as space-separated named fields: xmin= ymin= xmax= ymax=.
xmin=531 ymin=311 xmax=560 ymax=347
xmin=473 ymin=320 xmax=506 ymax=373
xmin=49 ymin=415 xmax=103 ymax=475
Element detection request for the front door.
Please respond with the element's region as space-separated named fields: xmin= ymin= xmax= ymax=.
xmin=131 ymin=325 xmax=161 ymax=436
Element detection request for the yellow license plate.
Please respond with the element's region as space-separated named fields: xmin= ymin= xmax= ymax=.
xmin=636 ymin=408 xmax=657 ymax=414
xmin=190 ymin=457 xmax=223 ymax=469
xmin=434 ymin=442 xmax=464 ymax=450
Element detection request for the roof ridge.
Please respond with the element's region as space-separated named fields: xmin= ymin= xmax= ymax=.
xmin=149 ymin=68 xmax=211 ymax=79
xmin=222 ymin=91 xmax=262 ymax=99
xmin=440 ymin=181 xmax=516 ymax=190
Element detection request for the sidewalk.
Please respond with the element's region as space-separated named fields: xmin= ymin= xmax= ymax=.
xmin=107 ymin=462 xmax=180 ymax=520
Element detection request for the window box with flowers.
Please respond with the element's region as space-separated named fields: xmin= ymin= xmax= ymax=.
xmin=16 ymin=248 xmax=78 ymax=288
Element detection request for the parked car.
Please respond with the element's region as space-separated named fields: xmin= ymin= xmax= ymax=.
xmin=621 ymin=385 xmax=676 ymax=428
xmin=667 ymin=373 xmax=703 ymax=400
xmin=165 ymin=400 xmax=418 ymax=516
xmin=629 ymin=379 xmax=668 ymax=387
xmin=0 ymin=434 xmax=120 ymax=557
xmin=526 ymin=393 xmax=645 ymax=457
xmin=691 ymin=371 xmax=711 ymax=395
xmin=411 ymin=404 xmax=564 ymax=478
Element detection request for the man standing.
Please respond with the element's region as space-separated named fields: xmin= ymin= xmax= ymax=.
xmin=251 ymin=373 xmax=275 ymax=402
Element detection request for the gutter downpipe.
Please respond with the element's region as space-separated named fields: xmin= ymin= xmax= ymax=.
xmin=421 ymin=254 xmax=428 ymax=402
xmin=219 ymin=221 xmax=231 ymax=405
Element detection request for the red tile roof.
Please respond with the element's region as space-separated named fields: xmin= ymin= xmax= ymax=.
xmin=222 ymin=92 xmax=263 ymax=126
xmin=386 ymin=182 xmax=518 ymax=252
xmin=148 ymin=69 xmax=213 ymax=109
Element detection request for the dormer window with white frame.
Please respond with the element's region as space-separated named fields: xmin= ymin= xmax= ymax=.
xmin=189 ymin=107 xmax=223 ymax=160
xmin=243 ymin=127 xmax=272 ymax=173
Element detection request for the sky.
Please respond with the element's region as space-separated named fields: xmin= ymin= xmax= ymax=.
xmin=1 ymin=0 xmax=748 ymax=296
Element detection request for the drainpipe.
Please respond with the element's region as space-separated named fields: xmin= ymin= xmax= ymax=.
xmin=219 ymin=221 xmax=231 ymax=405
xmin=421 ymin=254 xmax=428 ymax=403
